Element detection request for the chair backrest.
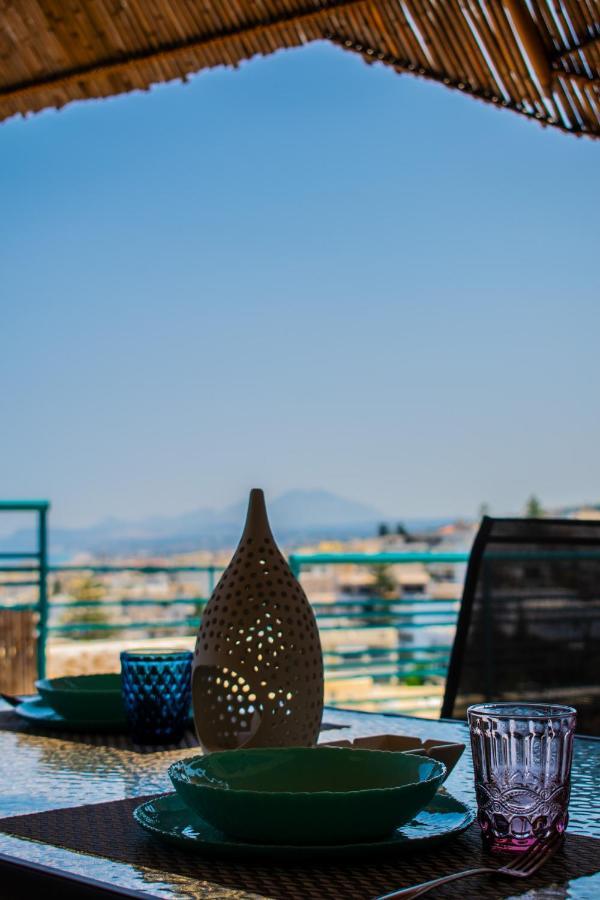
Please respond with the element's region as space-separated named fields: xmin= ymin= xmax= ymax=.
xmin=441 ymin=516 xmax=600 ymax=735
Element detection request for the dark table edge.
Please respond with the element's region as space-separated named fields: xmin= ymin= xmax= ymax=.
xmin=0 ymin=850 xmax=152 ymax=899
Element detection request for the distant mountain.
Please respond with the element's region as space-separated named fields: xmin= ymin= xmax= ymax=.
xmin=0 ymin=490 xmax=385 ymax=556
xmin=223 ymin=490 xmax=381 ymax=531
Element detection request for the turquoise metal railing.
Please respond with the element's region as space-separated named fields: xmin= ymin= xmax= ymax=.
xmin=0 ymin=537 xmax=466 ymax=703
xmin=291 ymin=552 xmax=464 ymax=707
xmin=289 ymin=552 xmax=469 ymax=569
xmin=0 ymin=501 xmax=49 ymax=678
xmin=4 ymin=509 xmax=600 ymax=712
xmin=45 ymin=563 xmax=220 ymax=636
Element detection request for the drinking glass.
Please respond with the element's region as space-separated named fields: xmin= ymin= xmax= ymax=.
xmin=468 ymin=702 xmax=576 ymax=853
xmin=121 ymin=649 xmax=192 ymax=744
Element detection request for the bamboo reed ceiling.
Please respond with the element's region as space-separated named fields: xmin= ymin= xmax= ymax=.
xmin=1 ymin=1 xmax=599 ymax=137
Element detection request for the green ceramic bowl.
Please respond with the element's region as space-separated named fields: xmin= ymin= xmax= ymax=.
xmin=35 ymin=673 xmax=124 ymax=721
xmin=168 ymin=746 xmax=446 ymax=844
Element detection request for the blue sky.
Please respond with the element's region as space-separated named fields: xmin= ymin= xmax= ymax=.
xmin=1 ymin=41 xmax=598 ymax=528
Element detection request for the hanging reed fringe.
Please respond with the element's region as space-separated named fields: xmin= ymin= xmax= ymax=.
xmin=0 ymin=0 xmax=598 ymax=137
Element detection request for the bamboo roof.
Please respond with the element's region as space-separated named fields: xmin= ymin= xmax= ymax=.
xmin=1 ymin=1 xmax=599 ymax=137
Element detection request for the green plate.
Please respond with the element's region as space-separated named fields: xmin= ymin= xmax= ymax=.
xmin=16 ymin=696 xmax=129 ymax=732
xmin=16 ymin=696 xmax=196 ymax=733
xmin=36 ymin=674 xmax=124 ymax=720
xmin=133 ymin=791 xmax=474 ymax=859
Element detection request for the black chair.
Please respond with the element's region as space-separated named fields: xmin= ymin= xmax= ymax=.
xmin=441 ymin=516 xmax=600 ymax=735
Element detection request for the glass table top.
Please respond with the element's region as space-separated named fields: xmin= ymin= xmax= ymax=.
xmin=0 ymin=706 xmax=598 ymax=898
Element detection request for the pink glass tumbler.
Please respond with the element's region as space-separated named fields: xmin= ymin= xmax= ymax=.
xmin=468 ymin=702 xmax=576 ymax=853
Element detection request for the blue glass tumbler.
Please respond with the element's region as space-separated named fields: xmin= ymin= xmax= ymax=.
xmin=120 ymin=649 xmax=192 ymax=744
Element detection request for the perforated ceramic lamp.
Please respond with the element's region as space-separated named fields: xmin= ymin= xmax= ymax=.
xmin=192 ymin=489 xmax=324 ymax=751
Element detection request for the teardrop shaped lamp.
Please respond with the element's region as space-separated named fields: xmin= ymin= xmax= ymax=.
xmin=192 ymin=489 xmax=324 ymax=751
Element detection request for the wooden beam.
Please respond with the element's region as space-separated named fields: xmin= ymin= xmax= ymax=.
xmin=553 ymin=68 xmax=600 ymax=89
xmin=0 ymin=0 xmax=367 ymax=102
xmin=553 ymin=32 xmax=600 ymax=62
xmin=503 ymin=0 xmax=553 ymax=94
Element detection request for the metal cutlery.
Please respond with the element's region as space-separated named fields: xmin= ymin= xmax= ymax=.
xmin=374 ymin=832 xmax=562 ymax=900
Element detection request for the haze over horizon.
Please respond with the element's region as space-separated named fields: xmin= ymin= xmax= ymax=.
xmin=0 ymin=485 xmax=594 ymax=544
xmin=2 ymin=42 xmax=598 ymax=531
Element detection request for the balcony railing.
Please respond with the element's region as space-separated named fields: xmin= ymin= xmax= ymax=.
xmin=0 ymin=519 xmax=468 ymax=713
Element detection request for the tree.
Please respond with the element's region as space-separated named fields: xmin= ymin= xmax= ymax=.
xmin=71 ymin=575 xmax=105 ymax=602
xmin=59 ymin=574 xmax=112 ymax=641
xmin=378 ymin=523 xmax=390 ymax=537
xmin=369 ymin=564 xmax=397 ymax=599
xmin=478 ymin=502 xmax=490 ymax=519
xmin=363 ymin=564 xmax=397 ymax=626
xmin=525 ymin=495 xmax=544 ymax=518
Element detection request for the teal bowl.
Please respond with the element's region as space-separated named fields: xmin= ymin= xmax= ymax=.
xmin=168 ymin=746 xmax=446 ymax=844
xmin=35 ymin=673 xmax=124 ymax=721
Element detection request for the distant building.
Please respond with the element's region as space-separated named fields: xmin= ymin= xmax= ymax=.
xmin=566 ymin=505 xmax=600 ymax=521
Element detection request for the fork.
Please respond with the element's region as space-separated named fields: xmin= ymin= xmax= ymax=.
xmin=374 ymin=832 xmax=562 ymax=899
